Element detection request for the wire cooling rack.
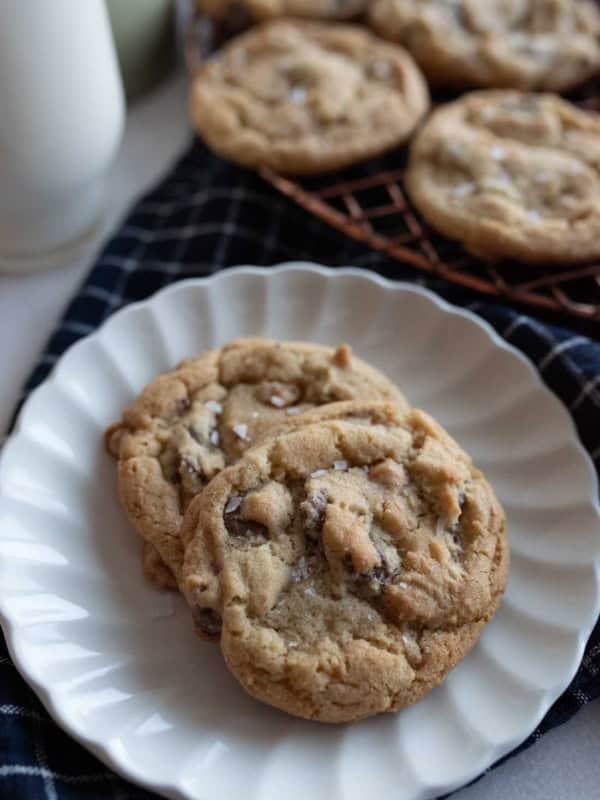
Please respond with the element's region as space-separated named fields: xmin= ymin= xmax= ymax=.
xmin=186 ymin=12 xmax=600 ymax=329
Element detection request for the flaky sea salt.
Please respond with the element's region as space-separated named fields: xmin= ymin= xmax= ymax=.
xmin=526 ymin=209 xmax=542 ymax=223
xmin=292 ymin=556 xmax=310 ymax=582
xmin=453 ymin=182 xmax=475 ymax=196
xmin=289 ymin=86 xmax=307 ymax=105
xmin=232 ymin=423 xmax=249 ymax=441
xmin=490 ymin=145 xmax=505 ymax=160
xmin=209 ymin=430 xmax=220 ymax=446
xmin=398 ymin=581 xmax=409 ymax=590
xmin=224 ymin=495 xmax=242 ymax=514
xmin=285 ymin=406 xmax=301 ymax=415
xmin=303 ymin=586 xmax=317 ymax=598
xmin=334 ymin=460 xmax=348 ymax=471
xmin=370 ymin=60 xmax=392 ymax=79
xmin=310 ymin=469 xmax=327 ymax=478
xmin=205 ymin=400 xmax=223 ymax=414
xmin=270 ymin=395 xmax=286 ymax=408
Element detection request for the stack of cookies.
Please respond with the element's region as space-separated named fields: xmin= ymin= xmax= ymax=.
xmin=189 ymin=0 xmax=600 ymax=265
xmin=107 ymin=338 xmax=509 ymax=722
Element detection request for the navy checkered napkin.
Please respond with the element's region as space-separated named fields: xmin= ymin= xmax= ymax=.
xmin=1 ymin=141 xmax=599 ymax=800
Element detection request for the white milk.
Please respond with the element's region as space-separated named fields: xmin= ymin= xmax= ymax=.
xmin=0 ymin=0 xmax=125 ymax=272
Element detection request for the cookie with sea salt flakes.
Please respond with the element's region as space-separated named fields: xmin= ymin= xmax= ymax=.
xmin=106 ymin=338 xmax=407 ymax=588
xmin=182 ymin=412 xmax=508 ymax=723
xmin=196 ymin=0 xmax=367 ymax=21
xmin=189 ymin=20 xmax=429 ymax=175
xmin=406 ymin=90 xmax=600 ymax=264
xmin=368 ymin=0 xmax=600 ymax=92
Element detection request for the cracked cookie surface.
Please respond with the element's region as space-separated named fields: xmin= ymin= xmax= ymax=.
xmin=369 ymin=0 xmax=600 ymax=91
xmin=106 ymin=338 xmax=406 ymax=587
xmin=406 ymin=90 xmax=600 ymax=264
xmin=182 ymin=411 xmax=508 ymax=722
xmin=189 ymin=20 xmax=429 ymax=174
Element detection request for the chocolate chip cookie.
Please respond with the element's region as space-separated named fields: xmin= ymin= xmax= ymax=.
xmin=182 ymin=411 xmax=508 ymax=722
xmin=369 ymin=0 xmax=600 ymax=91
xmin=106 ymin=339 xmax=406 ymax=588
xmin=197 ymin=0 xmax=367 ymax=20
xmin=189 ymin=20 xmax=429 ymax=174
xmin=406 ymin=90 xmax=600 ymax=264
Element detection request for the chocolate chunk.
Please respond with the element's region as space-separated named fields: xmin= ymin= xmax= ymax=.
xmin=192 ymin=606 xmax=222 ymax=637
xmin=224 ymin=512 xmax=269 ymax=542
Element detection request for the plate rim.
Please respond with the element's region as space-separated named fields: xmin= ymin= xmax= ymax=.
xmin=1 ymin=261 xmax=599 ymax=800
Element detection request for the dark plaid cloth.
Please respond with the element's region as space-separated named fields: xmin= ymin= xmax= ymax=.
xmin=1 ymin=141 xmax=599 ymax=800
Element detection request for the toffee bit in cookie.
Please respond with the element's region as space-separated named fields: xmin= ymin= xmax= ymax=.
xmin=224 ymin=494 xmax=243 ymax=514
xmin=332 ymin=343 xmax=353 ymax=368
xmin=192 ymin=606 xmax=222 ymax=637
xmin=205 ymin=400 xmax=223 ymax=414
xmin=210 ymin=429 xmax=220 ymax=446
xmin=232 ymin=423 xmax=250 ymax=441
xmin=333 ymin=460 xmax=349 ymax=471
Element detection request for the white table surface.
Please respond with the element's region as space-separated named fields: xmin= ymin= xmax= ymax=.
xmin=0 ymin=71 xmax=598 ymax=800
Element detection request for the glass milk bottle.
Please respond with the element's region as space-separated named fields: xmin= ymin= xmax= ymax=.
xmin=0 ymin=0 xmax=125 ymax=272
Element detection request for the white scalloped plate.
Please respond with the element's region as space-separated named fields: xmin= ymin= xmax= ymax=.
xmin=1 ymin=264 xmax=599 ymax=800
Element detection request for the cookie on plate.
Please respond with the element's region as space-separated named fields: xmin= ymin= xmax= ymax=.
xmin=180 ymin=399 xmax=411 ymax=636
xmin=189 ymin=20 xmax=430 ymax=174
xmin=182 ymin=412 xmax=509 ymax=722
xmin=406 ymin=90 xmax=600 ymax=264
xmin=106 ymin=339 xmax=406 ymax=587
xmin=368 ymin=0 xmax=600 ymax=91
xmin=196 ymin=0 xmax=367 ymax=20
